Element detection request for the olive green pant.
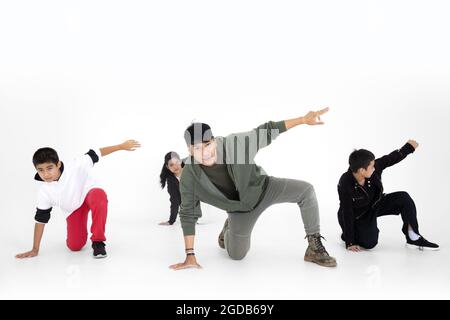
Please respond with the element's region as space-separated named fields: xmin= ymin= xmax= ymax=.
xmin=224 ymin=176 xmax=321 ymax=260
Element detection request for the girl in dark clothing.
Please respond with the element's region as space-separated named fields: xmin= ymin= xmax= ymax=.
xmin=159 ymin=152 xmax=184 ymax=225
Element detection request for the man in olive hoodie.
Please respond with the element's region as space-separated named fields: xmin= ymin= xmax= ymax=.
xmin=170 ymin=107 xmax=337 ymax=270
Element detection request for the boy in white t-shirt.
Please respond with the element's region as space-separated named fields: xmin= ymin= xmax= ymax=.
xmin=16 ymin=139 xmax=141 ymax=259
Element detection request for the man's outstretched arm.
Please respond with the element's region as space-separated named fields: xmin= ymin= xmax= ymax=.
xmin=284 ymin=107 xmax=330 ymax=130
xmin=233 ymin=107 xmax=331 ymax=158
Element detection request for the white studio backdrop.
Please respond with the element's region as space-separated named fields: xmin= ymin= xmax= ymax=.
xmin=0 ymin=0 xmax=449 ymax=299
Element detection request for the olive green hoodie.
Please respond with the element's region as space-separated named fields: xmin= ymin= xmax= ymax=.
xmin=179 ymin=121 xmax=287 ymax=236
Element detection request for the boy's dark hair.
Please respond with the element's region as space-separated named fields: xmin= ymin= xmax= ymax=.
xmin=33 ymin=147 xmax=59 ymax=166
xmin=184 ymin=122 xmax=214 ymax=146
xmin=349 ymin=149 xmax=375 ymax=173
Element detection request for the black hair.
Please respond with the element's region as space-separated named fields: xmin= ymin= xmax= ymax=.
xmin=184 ymin=122 xmax=214 ymax=146
xmin=160 ymin=151 xmax=181 ymax=189
xmin=349 ymin=149 xmax=375 ymax=173
xmin=33 ymin=147 xmax=59 ymax=167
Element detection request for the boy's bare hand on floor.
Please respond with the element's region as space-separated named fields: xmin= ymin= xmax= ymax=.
xmin=15 ymin=249 xmax=39 ymax=259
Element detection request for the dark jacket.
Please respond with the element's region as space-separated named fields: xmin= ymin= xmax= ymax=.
xmin=337 ymin=143 xmax=416 ymax=247
xmin=166 ymin=174 xmax=181 ymax=225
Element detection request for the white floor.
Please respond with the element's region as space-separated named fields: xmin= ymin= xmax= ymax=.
xmin=1 ymin=0 xmax=450 ymax=302
xmin=1 ymin=205 xmax=449 ymax=300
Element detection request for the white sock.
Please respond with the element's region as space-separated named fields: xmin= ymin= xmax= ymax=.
xmin=408 ymin=228 xmax=420 ymax=241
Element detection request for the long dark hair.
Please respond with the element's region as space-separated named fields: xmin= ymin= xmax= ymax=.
xmin=160 ymin=151 xmax=181 ymax=189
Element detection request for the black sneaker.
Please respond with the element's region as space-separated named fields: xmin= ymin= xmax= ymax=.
xmin=406 ymin=236 xmax=439 ymax=251
xmin=92 ymin=241 xmax=108 ymax=258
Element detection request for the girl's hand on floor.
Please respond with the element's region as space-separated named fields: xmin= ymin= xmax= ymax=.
xmin=347 ymin=245 xmax=362 ymax=252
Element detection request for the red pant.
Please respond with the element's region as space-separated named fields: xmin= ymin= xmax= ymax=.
xmin=66 ymin=188 xmax=108 ymax=251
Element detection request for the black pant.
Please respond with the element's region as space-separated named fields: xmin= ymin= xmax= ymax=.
xmin=354 ymin=192 xmax=420 ymax=249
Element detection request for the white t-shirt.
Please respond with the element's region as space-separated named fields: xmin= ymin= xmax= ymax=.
xmin=34 ymin=148 xmax=102 ymax=223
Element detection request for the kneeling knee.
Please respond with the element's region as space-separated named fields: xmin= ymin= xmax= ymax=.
xmin=360 ymin=241 xmax=378 ymax=250
xmin=67 ymin=241 xmax=87 ymax=252
xmin=227 ymin=244 xmax=250 ymax=261
xmin=229 ymin=250 xmax=249 ymax=261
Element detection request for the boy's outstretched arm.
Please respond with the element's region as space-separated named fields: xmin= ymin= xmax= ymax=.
xmin=375 ymin=139 xmax=418 ymax=172
xmin=15 ymin=223 xmax=45 ymax=259
xmin=284 ymin=107 xmax=329 ymax=130
xmin=100 ymin=139 xmax=141 ymax=157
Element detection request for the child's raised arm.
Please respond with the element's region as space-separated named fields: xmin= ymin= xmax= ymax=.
xmin=100 ymin=139 xmax=141 ymax=157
